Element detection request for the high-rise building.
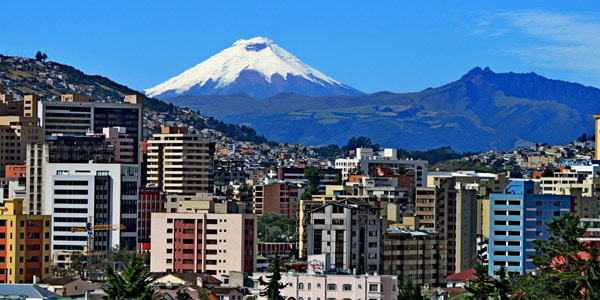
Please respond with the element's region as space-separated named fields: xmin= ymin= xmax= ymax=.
xmin=252 ymin=180 xmax=302 ymax=220
xmin=306 ymin=199 xmax=382 ymax=274
xmin=0 ymin=198 xmax=52 ymax=284
xmin=42 ymin=163 xmax=139 ymax=254
xmin=147 ymin=127 xmax=215 ymax=195
xmin=137 ymin=186 xmax=165 ymax=255
xmin=150 ymin=211 xmax=256 ymax=275
xmin=25 ymin=134 xmax=116 ymax=215
xmin=0 ymin=89 xmax=42 ymax=177
xmin=488 ymin=180 xmax=571 ymax=276
xmin=415 ymin=177 xmax=478 ymax=274
xmin=39 ymin=94 xmax=143 ymax=163
xmin=383 ymin=228 xmax=448 ymax=287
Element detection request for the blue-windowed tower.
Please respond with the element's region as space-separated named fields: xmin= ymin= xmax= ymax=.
xmin=488 ymin=180 xmax=571 ymax=276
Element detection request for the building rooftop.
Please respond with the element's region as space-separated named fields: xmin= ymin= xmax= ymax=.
xmin=446 ymin=268 xmax=477 ymax=282
xmin=0 ymin=284 xmax=60 ymax=299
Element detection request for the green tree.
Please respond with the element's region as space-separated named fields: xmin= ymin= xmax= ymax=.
xmin=304 ymin=166 xmax=322 ymax=195
xmin=258 ymin=255 xmax=287 ymax=300
xmin=197 ymin=289 xmax=211 ymax=300
xmin=70 ymin=251 xmax=86 ymax=276
xmin=103 ymin=255 xmax=156 ymax=300
xmin=464 ymin=264 xmax=495 ymax=300
xmin=257 ymin=213 xmax=296 ymax=242
xmin=35 ymin=51 xmax=42 ymax=61
xmin=531 ymin=213 xmax=600 ymax=299
xmin=397 ymin=279 xmax=424 ymax=300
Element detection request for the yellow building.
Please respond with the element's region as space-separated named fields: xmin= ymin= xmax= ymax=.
xmin=0 ymin=199 xmax=51 ymax=283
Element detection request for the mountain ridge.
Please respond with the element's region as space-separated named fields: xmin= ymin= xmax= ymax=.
xmin=165 ymin=67 xmax=596 ymax=151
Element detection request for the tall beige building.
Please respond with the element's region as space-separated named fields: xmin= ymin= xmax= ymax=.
xmin=415 ymin=178 xmax=477 ymax=275
xmin=0 ymin=85 xmax=42 ymax=177
xmin=147 ymin=127 xmax=215 ymax=195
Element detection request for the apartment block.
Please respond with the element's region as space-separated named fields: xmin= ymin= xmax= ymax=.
xmin=147 ymin=127 xmax=215 ymax=195
xmin=42 ymin=163 xmax=139 ymax=254
xmin=252 ymin=180 xmax=302 ymax=219
xmin=137 ymin=186 xmax=166 ymax=254
xmin=39 ymin=94 xmax=143 ymax=163
xmin=306 ymin=199 xmax=382 ymax=274
xmin=0 ymin=199 xmax=51 ymax=283
xmin=488 ymin=180 xmax=571 ymax=276
xmin=150 ymin=212 xmax=257 ymax=276
xmin=383 ymin=228 xmax=447 ymax=287
xmin=415 ymin=178 xmax=477 ymax=275
xmin=25 ymin=135 xmax=117 ymax=215
xmin=335 ymin=148 xmax=427 ymax=186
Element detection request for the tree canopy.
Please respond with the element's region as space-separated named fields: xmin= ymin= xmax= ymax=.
xmin=103 ymin=255 xmax=156 ymax=300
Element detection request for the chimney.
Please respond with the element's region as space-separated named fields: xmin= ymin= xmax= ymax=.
xmin=196 ymin=276 xmax=203 ymax=288
xmin=33 ymin=275 xmax=38 ymax=284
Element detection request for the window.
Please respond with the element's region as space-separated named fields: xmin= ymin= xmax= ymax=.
xmin=308 ymin=283 xmax=312 ymax=290
xmin=299 ymin=283 xmax=304 ymax=290
xmin=327 ymin=284 xmax=337 ymax=291
xmin=343 ymin=284 xmax=352 ymax=291
xmin=369 ymin=284 xmax=379 ymax=292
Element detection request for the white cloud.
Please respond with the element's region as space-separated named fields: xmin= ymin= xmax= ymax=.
xmin=481 ymin=11 xmax=600 ymax=79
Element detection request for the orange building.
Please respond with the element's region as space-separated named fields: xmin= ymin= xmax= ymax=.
xmin=5 ymin=165 xmax=25 ymax=179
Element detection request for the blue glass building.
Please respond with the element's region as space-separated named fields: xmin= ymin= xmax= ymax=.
xmin=488 ymin=180 xmax=571 ymax=276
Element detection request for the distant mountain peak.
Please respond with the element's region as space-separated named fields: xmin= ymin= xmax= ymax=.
xmin=145 ymin=36 xmax=362 ymax=99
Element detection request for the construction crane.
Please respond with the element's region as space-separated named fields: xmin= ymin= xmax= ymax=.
xmin=71 ymin=216 xmax=126 ymax=265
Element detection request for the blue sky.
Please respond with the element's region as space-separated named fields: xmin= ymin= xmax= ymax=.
xmin=1 ymin=1 xmax=599 ymax=93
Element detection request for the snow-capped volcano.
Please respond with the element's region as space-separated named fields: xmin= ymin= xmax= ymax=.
xmin=145 ymin=37 xmax=362 ymax=99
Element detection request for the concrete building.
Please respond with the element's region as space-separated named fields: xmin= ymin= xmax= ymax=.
xmin=383 ymin=228 xmax=447 ymax=287
xmin=335 ymin=148 xmax=427 ymax=186
xmin=253 ymin=180 xmax=302 ymax=220
xmin=415 ymin=178 xmax=478 ymax=275
xmin=99 ymin=127 xmax=135 ymax=163
xmin=266 ymin=166 xmax=341 ymax=194
xmin=25 ymin=135 xmax=117 ymax=215
xmin=42 ymin=163 xmax=139 ymax=254
xmin=38 ymin=94 xmax=143 ymax=163
xmin=0 ymin=199 xmax=52 ymax=283
xmin=150 ymin=211 xmax=257 ymax=276
xmin=137 ymin=186 xmax=165 ymax=255
xmin=147 ymin=127 xmax=215 ymax=195
xmin=0 ymin=113 xmax=42 ymax=177
xmin=251 ymin=269 xmax=399 ymax=300
xmin=1 ymin=165 xmax=26 ymax=202
xmin=488 ymin=180 xmax=571 ymax=276
xmin=306 ymin=199 xmax=382 ymax=274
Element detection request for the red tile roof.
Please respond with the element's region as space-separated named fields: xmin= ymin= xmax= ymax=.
xmin=447 ymin=268 xmax=477 ymax=282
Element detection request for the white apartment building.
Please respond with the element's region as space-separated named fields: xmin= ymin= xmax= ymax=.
xmin=42 ymin=163 xmax=139 ymax=255
xmin=251 ymin=270 xmax=398 ymax=300
xmin=335 ymin=148 xmax=427 ymax=186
